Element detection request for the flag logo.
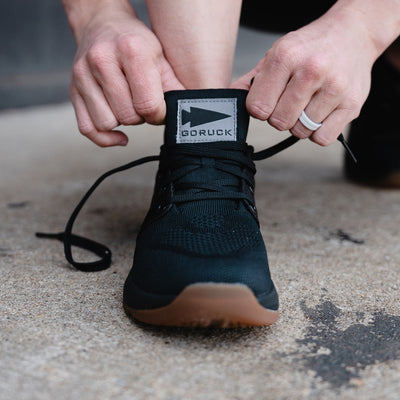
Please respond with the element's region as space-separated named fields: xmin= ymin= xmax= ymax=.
xmin=177 ymin=98 xmax=237 ymax=143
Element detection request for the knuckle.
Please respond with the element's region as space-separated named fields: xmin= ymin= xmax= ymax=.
xmin=312 ymin=133 xmax=333 ymax=146
xmin=269 ymin=42 xmax=293 ymax=66
xmin=290 ymin=126 xmax=310 ymax=139
xmin=134 ymin=98 xmax=161 ymax=119
xmin=302 ymin=57 xmax=329 ymax=81
xmin=247 ymin=101 xmax=273 ymax=121
xmin=269 ymin=116 xmax=291 ymax=131
xmin=273 ymin=34 xmax=296 ymax=57
xmin=289 ymin=89 xmax=303 ymax=104
xmin=78 ymin=122 xmax=93 ymax=136
xmin=117 ymin=34 xmax=148 ymax=58
xmin=72 ymin=60 xmax=87 ymax=82
xmin=118 ymin=110 xmax=142 ymax=125
xmin=340 ymin=95 xmax=362 ymax=121
xmin=346 ymin=95 xmax=361 ymax=113
xmin=87 ymin=44 xmax=110 ymax=69
xmin=325 ymin=77 xmax=347 ymax=98
xmin=269 ymin=33 xmax=302 ymax=66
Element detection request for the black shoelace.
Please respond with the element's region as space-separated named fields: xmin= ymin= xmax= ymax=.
xmin=158 ymin=142 xmax=257 ymax=206
xmin=36 ymin=133 xmax=356 ymax=272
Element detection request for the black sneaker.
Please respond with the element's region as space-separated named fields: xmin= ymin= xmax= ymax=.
xmin=345 ymin=55 xmax=400 ymax=187
xmin=37 ymin=89 xmax=354 ymax=327
xmin=123 ymin=89 xmax=279 ymax=327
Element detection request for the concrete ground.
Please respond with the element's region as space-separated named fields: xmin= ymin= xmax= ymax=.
xmin=1 ymin=28 xmax=400 ymax=400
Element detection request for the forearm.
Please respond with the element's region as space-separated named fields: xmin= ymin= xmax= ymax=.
xmin=146 ymin=0 xmax=242 ymax=88
xmin=327 ymin=0 xmax=400 ymax=59
xmin=62 ymin=0 xmax=136 ymax=41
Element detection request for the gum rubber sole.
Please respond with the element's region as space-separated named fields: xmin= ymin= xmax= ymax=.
xmin=124 ymin=283 xmax=279 ymax=327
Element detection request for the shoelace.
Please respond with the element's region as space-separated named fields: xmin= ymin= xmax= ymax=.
xmin=159 ymin=142 xmax=256 ymax=206
xmin=36 ymin=133 xmax=356 ymax=272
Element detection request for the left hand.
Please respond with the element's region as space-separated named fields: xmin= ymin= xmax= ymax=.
xmin=231 ymin=8 xmax=378 ymax=146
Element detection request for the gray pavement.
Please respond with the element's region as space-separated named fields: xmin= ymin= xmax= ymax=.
xmin=2 ymin=101 xmax=400 ymax=400
xmin=1 ymin=28 xmax=400 ymax=400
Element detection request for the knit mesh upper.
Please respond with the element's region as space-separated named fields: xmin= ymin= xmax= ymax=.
xmin=159 ymin=212 xmax=261 ymax=256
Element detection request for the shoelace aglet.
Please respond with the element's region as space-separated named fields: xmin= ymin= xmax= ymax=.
xmin=35 ymin=232 xmax=65 ymax=241
xmin=337 ymin=133 xmax=357 ymax=164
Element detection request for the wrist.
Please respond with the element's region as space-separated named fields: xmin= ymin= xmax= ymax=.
xmin=62 ymin=0 xmax=136 ymax=42
xmin=326 ymin=0 xmax=400 ymax=59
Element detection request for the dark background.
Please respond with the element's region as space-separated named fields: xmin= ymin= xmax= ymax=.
xmin=0 ymin=0 xmax=149 ymax=109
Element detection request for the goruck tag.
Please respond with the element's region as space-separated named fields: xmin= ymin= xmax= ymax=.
xmin=176 ymin=98 xmax=237 ymax=144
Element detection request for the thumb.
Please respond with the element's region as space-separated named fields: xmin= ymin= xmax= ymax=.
xmin=230 ymin=58 xmax=265 ymax=90
xmin=160 ymin=59 xmax=185 ymax=92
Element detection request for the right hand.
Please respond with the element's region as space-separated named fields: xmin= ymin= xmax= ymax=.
xmin=69 ymin=4 xmax=184 ymax=147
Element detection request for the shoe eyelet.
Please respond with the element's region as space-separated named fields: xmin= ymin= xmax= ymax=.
xmin=157 ymin=204 xmax=170 ymax=212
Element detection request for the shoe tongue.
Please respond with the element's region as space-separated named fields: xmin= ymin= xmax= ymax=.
xmin=164 ymin=89 xmax=249 ymax=146
xmin=163 ymin=89 xmax=250 ymax=216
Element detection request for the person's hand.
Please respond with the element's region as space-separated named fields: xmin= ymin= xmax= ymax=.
xmin=68 ymin=3 xmax=184 ymax=147
xmin=231 ymin=7 xmax=379 ymax=146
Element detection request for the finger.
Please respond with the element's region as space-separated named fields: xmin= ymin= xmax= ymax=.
xmin=230 ymin=59 xmax=265 ymax=90
xmin=309 ymin=108 xmax=353 ymax=146
xmin=230 ymin=72 xmax=255 ymax=90
xmin=246 ymin=52 xmax=291 ymax=120
xmin=268 ymin=71 xmax=322 ymax=132
xmin=158 ymin=58 xmax=185 ymax=92
xmin=120 ymin=42 xmax=166 ymax=124
xmin=89 ymin=59 xmax=144 ymax=126
xmin=70 ymin=83 xmax=129 ymax=147
xmin=290 ymin=82 xmax=345 ymax=139
xmin=72 ymin=61 xmax=119 ymax=132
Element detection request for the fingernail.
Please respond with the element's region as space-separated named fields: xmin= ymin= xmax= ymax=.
xmin=119 ymin=138 xmax=128 ymax=146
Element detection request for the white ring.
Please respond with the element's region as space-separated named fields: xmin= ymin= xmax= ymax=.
xmin=299 ymin=110 xmax=322 ymax=131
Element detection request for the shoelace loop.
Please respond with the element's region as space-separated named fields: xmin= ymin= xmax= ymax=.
xmin=36 ymin=133 xmax=355 ymax=272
